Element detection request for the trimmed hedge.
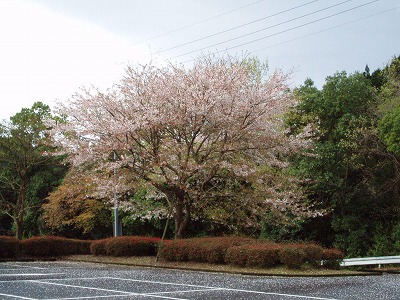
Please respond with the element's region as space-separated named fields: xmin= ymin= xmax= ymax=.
xmin=159 ymin=236 xmax=254 ymax=263
xmin=159 ymin=237 xmax=342 ymax=269
xmin=1 ymin=234 xmax=344 ymax=270
xmin=225 ymin=243 xmax=281 ymax=268
xmin=224 ymin=241 xmax=334 ymax=269
xmin=21 ymin=236 xmax=92 ymax=257
xmin=90 ymin=236 xmax=161 ymax=257
xmin=0 ymin=236 xmax=20 ymax=258
xmin=90 ymin=238 xmax=113 ymax=256
xmin=278 ymin=246 xmax=306 ymax=269
xmin=321 ymin=248 xmax=345 ymax=269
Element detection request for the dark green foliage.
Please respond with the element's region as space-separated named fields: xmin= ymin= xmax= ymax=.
xmin=0 ymin=236 xmax=20 ymax=258
xmin=392 ymin=222 xmax=400 ymax=253
xmin=0 ymin=102 xmax=68 ymax=239
xmin=288 ymin=67 xmax=400 ymax=257
xmin=379 ymin=104 xmax=400 ymax=156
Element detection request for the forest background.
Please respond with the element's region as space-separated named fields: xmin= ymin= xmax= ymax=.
xmin=0 ymin=54 xmax=399 ymax=258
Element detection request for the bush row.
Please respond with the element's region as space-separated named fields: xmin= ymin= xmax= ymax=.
xmin=159 ymin=237 xmax=344 ymax=269
xmin=21 ymin=236 xmax=92 ymax=257
xmin=159 ymin=236 xmax=253 ymax=264
xmin=1 ymin=235 xmax=344 ymax=269
xmin=0 ymin=236 xmax=20 ymax=258
xmin=0 ymin=235 xmax=92 ymax=258
xmin=90 ymin=236 xmax=161 ymax=256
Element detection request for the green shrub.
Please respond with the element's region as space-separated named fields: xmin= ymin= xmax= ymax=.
xmin=246 ymin=244 xmax=281 ymax=268
xmin=21 ymin=236 xmax=90 ymax=257
xmin=160 ymin=236 xmax=254 ymax=263
xmin=321 ymin=248 xmax=345 ymax=269
xmin=225 ymin=243 xmax=281 ymax=268
xmin=302 ymin=243 xmax=324 ymax=267
xmin=0 ymin=236 xmax=20 ymax=258
xmin=161 ymin=240 xmax=192 ymax=261
xmin=103 ymin=236 xmax=160 ymax=257
xmin=279 ymin=246 xmax=306 ymax=269
xmin=90 ymin=238 xmax=112 ymax=256
xmin=392 ymin=222 xmax=400 ymax=253
xmin=72 ymin=239 xmax=92 ymax=254
xmin=224 ymin=245 xmax=249 ymax=267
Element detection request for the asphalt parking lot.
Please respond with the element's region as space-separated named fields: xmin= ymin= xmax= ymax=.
xmin=0 ymin=261 xmax=398 ymax=300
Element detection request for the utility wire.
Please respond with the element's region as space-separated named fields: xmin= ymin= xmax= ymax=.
xmin=134 ymin=0 xmax=266 ymax=45
xmin=172 ymin=0 xmax=357 ymax=58
xmin=176 ymin=0 xmax=380 ymax=61
xmin=253 ymin=7 xmax=398 ymax=54
xmin=155 ymin=0 xmax=321 ymax=54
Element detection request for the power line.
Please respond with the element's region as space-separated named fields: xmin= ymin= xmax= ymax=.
xmin=155 ymin=0 xmax=321 ymax=54
xmin=253 ymin=7 xmax=399 ymax=54
xmin=177 ymin=0 xmax=380 ymax=61
xmin=173 ymin=0 xmax=358 ymax=58
xmin=134 ymin=0 xmax=267 ymax=45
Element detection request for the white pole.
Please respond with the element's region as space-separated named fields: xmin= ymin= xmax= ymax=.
xmin=113 ymin=150 xmax=121 ymax=236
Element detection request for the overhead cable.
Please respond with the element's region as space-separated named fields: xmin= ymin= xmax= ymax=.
xmin=176 ymin=0 xmax=380 ymax=60
xmin=155 ymin=0 xmax=322 ymax=54
xmin=253 ymin=7 xmax=398 ymax=54
xmin=134 ymin=0 xmax=267 ymax=45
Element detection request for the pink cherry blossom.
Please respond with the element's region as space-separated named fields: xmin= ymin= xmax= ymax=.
xmin=50 ymin=55 xmax=315 ymax=238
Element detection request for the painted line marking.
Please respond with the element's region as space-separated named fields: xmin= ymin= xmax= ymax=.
xmin=101 ymin=276 xmax=339 ymax=300
xmin=0 ymin=273 xmax=65 ymax=280
xmin=1 ymin=263 xmax=46 ymax=270
xmin=0 ymin=268 xmax=36 ymax=271
xmin=49 ymin=295 xmax=188 ymax=300
xmin=30 ymin=280 xmax=188 ymax=300
xmin=0 ymin=270 xmax=339 ymax=300
xmin=0 ymin=292 xmax=36 ymax=300
xmin=143 ymin=287 xmax=225 ymax=295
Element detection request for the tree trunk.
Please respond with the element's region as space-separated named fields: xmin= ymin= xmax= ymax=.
xmin=15 ymin=176 xmax=27 ymax=240
xmin=16 ymin=215 xmax=24 ymax=240
xmin=174 ymin=202 xmax=191 ymax=239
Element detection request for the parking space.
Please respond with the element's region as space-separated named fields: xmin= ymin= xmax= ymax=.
xmin=0 ymin=261 xmax=398 ymax=299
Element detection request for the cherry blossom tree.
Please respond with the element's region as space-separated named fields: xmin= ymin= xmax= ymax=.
xmin=51 ymin=55 xmax=312 ymax=238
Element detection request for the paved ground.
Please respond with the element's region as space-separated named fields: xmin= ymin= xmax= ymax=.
xmin=0 ymin=261 xmax=398 ymax=299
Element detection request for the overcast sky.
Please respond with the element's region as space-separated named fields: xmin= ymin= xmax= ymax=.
xmin=0 ymin=0 xmax=399 ymax=120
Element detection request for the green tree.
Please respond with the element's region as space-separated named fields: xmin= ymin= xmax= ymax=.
xmin=0 ymin=102 xmax=67 ymax=239
xmin=379 ymin=56 xmax=400 ymax=156
xmin=287 ymin=72 xmax=392 ymax=256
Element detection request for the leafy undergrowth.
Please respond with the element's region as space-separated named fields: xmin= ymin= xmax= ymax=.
xmin=63 ymin=254 xmax=372 ymax=276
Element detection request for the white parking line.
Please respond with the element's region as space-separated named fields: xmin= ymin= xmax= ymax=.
xmin=0 ymin=268 xmax=340 ymax=300
xmin=0 ymin=273 xmax=65 ymax=277
xmin=218 ymin=287 xmax=339 ymax=300
xmin=0 ymin=292 xmax=36 ymax=300
xmin=101 ymin=277 xmax=340 ymax=300
xmin=2 ymin=263 xmax=46 ymax=270
xmin=52 ymin=295 xmax=188 ymax=300
xmin=0 ymin=273 xmax=65 ymax=281
xmin=143 ymin=287 xmax=225 ymax=295
xmin=30 ymin=280 xmax=189 ymax=300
